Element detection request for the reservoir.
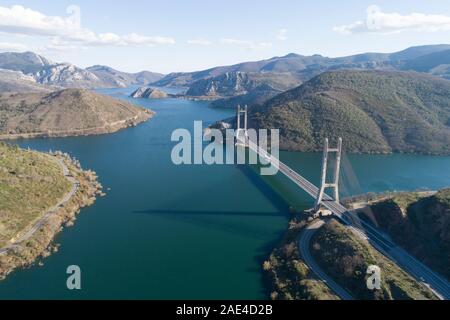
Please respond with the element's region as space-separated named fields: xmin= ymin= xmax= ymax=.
xmin=1 ymin=87 xmax=450 ymax=299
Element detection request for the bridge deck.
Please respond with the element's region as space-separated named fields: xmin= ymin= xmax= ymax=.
xmin=238 ymin=136 xmax=450 ymax=299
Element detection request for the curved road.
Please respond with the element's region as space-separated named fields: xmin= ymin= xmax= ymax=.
xmin=299 ymin=220 xmax=354 ymax=300
xmin=0 ymin=156 xmax=79 ymax=255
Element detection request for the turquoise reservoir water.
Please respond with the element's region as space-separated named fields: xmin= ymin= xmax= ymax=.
xmin=0 ymin=87 xmax=449 ymax=299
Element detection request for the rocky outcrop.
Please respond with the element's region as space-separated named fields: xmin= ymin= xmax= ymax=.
xmin=130 ymin=87 xmax=168 ymax=99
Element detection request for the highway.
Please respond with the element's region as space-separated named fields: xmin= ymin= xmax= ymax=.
xmin=298 ymin=220 xmax=353 ymax=300
xmin=241 ymin=136 xmax=450 ymax=300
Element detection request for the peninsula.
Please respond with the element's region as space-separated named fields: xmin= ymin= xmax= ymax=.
xmin=0 ymin=89 xmax=154 ymax=140
xmin=0 ymin=142 xmax=103 ymax=279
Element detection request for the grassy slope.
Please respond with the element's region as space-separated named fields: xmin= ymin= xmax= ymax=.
xmin=250 ymin=70 xmax=450 ymax=154
xmin=0 ymin=142 xmax=71 ymax=247
xmin=311 ymin=220 xmax=436 ymax=300
xmin=369 ymin=189 xmax=450 ymax=280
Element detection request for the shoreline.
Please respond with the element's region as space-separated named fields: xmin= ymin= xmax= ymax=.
xmin=0 ymin=150 xmax=103 ymax=280
xmin=0 ymin=110 xmax=153 ymax=141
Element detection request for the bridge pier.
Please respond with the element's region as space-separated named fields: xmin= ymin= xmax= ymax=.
xmin=235 ymin=104 xmax=249 ymax=146
xmin=314 ymin=137 xmax=343 ymax=213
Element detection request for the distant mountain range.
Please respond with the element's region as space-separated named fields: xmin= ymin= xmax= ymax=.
xmin=400 ymin=49 xmax=450 ymax=78
xmin=0 ymin=51 xmax=164 ymax=90
xmin=247 ymin=70 xmax=450 ymax=155
xmin=153 ymin=44 xmax=450 ymax=88
xmin=152 ymin=44 xmax=450 ymax=108
xmin=2 ymin=44 xmax=450 ymax=95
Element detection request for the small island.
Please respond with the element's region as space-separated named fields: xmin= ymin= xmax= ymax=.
xmin=130 ymin=87 xmax=169 ymax=99
xmin=0 ymin=143 xmax=103 ymax=279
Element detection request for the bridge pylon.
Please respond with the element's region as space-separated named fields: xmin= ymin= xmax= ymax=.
xmin=314 ymin=137 xmax=343 ymax=212
xmin=235 ymin=104 xmax=249 ymax=146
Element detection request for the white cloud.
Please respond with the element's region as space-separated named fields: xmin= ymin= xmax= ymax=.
xmin=276 ymin=28 xmax=287 ymax=41
xmin=0 ymin=41 xmax=27 ymax=51
xmin=122 ymin=33 xmax=175 ymax=46
xmin=220 ymin=38 xmax=272 ymax=50
xmin=258 ymin=42 xmax=273 ymax=49
xmin=334 ymin=5 xmax=450 ymax=35
xmin=333 ymin=21 xmax=366 ymax=35
xmin=39 ymin=38 xmax=84 ymax=52
xmin=0 ymin=5 xmax=175 ymax=47
xmin=187 ymin=38 xmax=213 ymax=46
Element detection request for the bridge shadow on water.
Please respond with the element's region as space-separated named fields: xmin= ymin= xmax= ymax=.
xmin=134 ymin=209 xmax=283 ymax=217
xmin=236 ymin=164 xmax=290 ymax=213
xmin=237 ymin=164 xmax=299 ymax=298
xmin=133 ymin=163 xmax=295 ymax=298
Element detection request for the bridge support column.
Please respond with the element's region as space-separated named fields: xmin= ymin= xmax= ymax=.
xmin=314 ymin=137 xmax=343 ymax=212
xmin=235 ymin=105 xmax=249 ymax=146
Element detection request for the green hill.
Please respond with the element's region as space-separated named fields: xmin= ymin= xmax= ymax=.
xmin=152 ymin=45 xmax=450 ymax=88
xmin=249 ymin=70 xmax=450 ymax=154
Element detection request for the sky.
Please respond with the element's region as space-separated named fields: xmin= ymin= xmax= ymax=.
xmin=0 ymin=0 xmax=450 ymax=73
